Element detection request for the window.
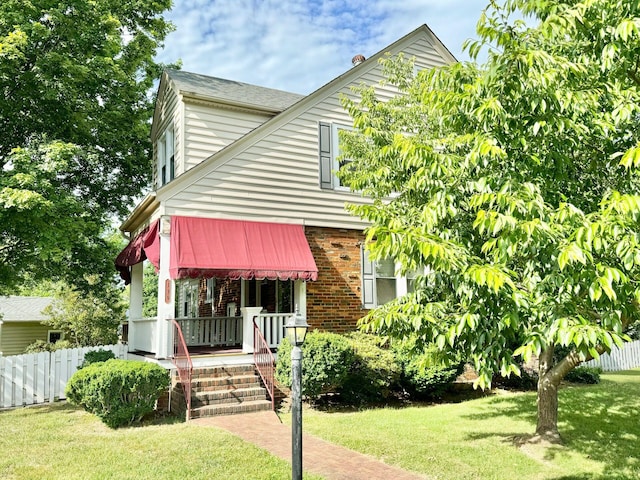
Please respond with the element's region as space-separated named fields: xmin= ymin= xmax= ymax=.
xmin=180 ymin=280 xmax=199 ymax=318
xmin=361 ymin=248 xmax=419 ymax=308
xmin=205 ymin=278 xmax=214 ymax=304
xmin=318 ymin=122 xmax=352 ymax=190
xmin=48 ymin=330 xmax=64 ymax=343
xmin=157 ymin=125 xmax=175 ymax=187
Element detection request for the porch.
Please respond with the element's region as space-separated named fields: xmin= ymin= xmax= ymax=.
xmin=127 ymin=309 xmax=293 ymax=361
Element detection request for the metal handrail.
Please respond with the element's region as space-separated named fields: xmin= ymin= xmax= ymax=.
xmin=171 ymin=319 xmax=193 ymax=421
xmin=253 ymin=318 xmax=276 ymax=410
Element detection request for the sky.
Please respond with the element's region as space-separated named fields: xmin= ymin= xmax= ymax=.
xmin=155 ymin=0 xmax=491 ymax=95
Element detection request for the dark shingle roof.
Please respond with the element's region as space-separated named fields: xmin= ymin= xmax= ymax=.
xmin=0 ymin=296 xmax=53 ymax=322
xmin=165 ymin=70 xmax=304 ymax=112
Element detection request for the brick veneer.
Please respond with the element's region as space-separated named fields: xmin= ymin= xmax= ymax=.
xmin=304 ymin=226 xmax=367 ymax=333
xmin=198 ymin=278 xmax=241 ymax=317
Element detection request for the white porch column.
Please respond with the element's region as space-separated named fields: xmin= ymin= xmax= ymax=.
xmin=156 ymin=217 xmax=174 ymax=359
xmin=241 ymin=306 xmax=264 ymax=353
xmin=294 ymin=280 xmax=307 ymax=318
xmin=128 ymin=262 xmax=144 ymax=351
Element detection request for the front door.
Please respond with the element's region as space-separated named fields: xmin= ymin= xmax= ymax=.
xmin=243 ymin=279 xmax=293 ymax=314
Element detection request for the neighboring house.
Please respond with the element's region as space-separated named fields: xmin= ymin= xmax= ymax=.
xmin=0 ymin=296 xmax=58 ymax=356
xmin=115 ymin=24 xmax=456 ymax=360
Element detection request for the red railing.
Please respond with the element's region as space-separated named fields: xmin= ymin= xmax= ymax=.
xmin=253 ymin=318 xmax=276 ymax=410
xmin=171 ymin=319 xmax=193 ymax=421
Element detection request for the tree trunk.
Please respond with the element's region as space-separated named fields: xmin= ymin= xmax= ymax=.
xmin=535 ymin=346 xmax=562 ymax=443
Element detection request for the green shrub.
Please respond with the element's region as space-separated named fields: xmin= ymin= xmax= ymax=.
xmin=80 ymin=349 xmax=116 ymax=368
xmin=339 ymin=332 xmax=402 ymax=404
xmin=565 ymin=366 xmax=602 ymax=384
xmin=493 ymin=365 xmax=538 ymax=391
xmin=396 ymin=343 xmax=463 ymax=398
xmin=24 ymin=339 xmax=73 ymax=353
xmin=276 ymin=331 xmax=355 ymax=401
xmin=66 ymin=359 xmax=170 ymax=428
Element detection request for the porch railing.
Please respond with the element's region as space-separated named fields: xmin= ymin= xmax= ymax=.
xmin=171 ymin=319 xmax=193 ymax=421
xmin=175 ymin=316 xmax=242 ymax=347
xmin=253 ymin=318 xmax=276 ymax=410
xmin=253 ymin=313 xmax=293 ymax=348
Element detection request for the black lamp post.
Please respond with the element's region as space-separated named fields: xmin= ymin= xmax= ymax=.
xmin=284 ymin=309 xmax=309 ymax=480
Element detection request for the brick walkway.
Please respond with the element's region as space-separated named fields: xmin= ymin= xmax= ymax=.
xmin=193 ymin=411 xmax=429 ymax=480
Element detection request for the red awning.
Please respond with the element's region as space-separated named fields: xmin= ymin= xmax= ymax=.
xmin=114 ymin=219 xmax=160 ymax=284
xmin=169 ymin=216 xmax=318 ymax=281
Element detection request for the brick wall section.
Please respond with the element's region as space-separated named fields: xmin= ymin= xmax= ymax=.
xmin=198 ymin=278 xmax=241 ymax=317
xmin=198 ymin=279 xmax=212 ymax=317
xmin=304 ymin=226 xmax=367 ymax=333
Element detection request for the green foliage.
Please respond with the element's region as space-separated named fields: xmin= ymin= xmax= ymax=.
xmin=339 ymin=332 xmax=402 ymax=403
xmin=80 ymin=349 xmax=117 ymax=369
xmin=65 ymin=359 xmax=169 ymax=428
xmin=0 ymin=0 xmax=176 ymax=293
xmin=340 ymin=0 xmax=640 ymax=435
xmin=395 ymin=342 xmax=463 ymax=398
xmin=493 ymin=367 xmax=539 ymax=391
xmin=565 ymin=366 xmax=602 ymax=384
xmin=142 ymin=262 xmax=159 ymax=317
xmin=42 ymin=285 xmax=125 ymax=347
xmin=276 ymin=331 xmax=355 ymax=401
xmin=24 ymin=339 xmax=72 ymax=353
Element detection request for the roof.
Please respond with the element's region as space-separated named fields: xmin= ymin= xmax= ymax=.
xmin=156 ymin=24 xmax=457 ymax=201
xmin=0 ymin=296 xmax=54 ymax=322
xmin=165 ymin=69 xmax=305 ymax=112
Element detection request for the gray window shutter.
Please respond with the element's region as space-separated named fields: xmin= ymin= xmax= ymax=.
xmin=319 ymin=122 xmax=333 ymax=189
xmin=361 ymin=246 xmax=375 ymax=309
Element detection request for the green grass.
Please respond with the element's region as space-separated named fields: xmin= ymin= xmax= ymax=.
xmin=3 ymin=371 xmax=639 ymax=480
xmin=0 ymin=403 xmax=323 ymax=480
xmin=288 ymin=369 xmax=640 ymax=480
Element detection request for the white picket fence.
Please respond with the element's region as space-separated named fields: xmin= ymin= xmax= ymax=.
xmin=0 ymin=344 xmax=126 ymax=409
xmin=585 ymin=339 xmax=640 ymax=372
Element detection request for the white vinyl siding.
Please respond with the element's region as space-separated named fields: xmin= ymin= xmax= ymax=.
xmin=153 ymin=81 xmax=181 ymax=188
xmin=160 ymin=28 xmax=453 ymax=230
xmin=183 ymin=102 xmax=273 ymax=172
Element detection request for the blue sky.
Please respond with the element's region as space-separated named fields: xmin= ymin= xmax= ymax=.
xmin=155 ymin=0 xmax=491 ymax=94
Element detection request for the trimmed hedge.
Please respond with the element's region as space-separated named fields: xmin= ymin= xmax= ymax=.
xmin=80 ymin=349 xmax=116 ymax=368
xmin=396 ymin=343 xmax=463 ymax=398
xmin=565 ymin=366 xmax=602 ymax=384
xmin=66 ymin=359 xmax=170 ymax=428
xmin=276 ymin=331 xmax=355 ymax=401
xmin=339 ymin=332 xmax=402 ymax=403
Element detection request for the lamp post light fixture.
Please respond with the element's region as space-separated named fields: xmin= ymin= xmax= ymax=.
xmin=284 ymin=309 xmax=309 ymax=480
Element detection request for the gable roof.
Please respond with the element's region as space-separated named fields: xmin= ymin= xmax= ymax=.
xmin=165 ymin=69 xmax=305 ymax=112
xmin=155 ymin=24 xmax=456 ymax=203
xmin=0 ymin=296 xmax=53 ymax=322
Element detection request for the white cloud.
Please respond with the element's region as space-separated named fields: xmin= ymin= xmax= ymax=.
xmin=155 ymin=0 xmax=488 ymax=94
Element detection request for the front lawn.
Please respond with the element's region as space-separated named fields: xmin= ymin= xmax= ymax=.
xmin=3 ymin=370 xmax=638 ymax=479
xmin=294 ymin=370 xmax=640 ymax=480
xmin=0 ymin=404 xmax=322 ymax=480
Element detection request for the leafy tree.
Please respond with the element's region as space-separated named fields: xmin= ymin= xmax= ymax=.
xmin=0 ymin=0 xmax=174 ymax=293
xmin=40 ymin=282 xmax=126 ymax=347
xmin=142 ymin=261 xmax=159 ymax=318
xmin=341 ymin=0 xmax=640 ymax=443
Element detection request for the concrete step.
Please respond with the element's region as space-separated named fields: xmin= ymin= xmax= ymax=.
xmin=192 ymin=386 xmax=268 ymax=406
xmin=191 ymin=399 xmax=273 ymax=418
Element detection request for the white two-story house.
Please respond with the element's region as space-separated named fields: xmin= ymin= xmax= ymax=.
xmin=115 ymin=24 xmax=456 ymax=363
